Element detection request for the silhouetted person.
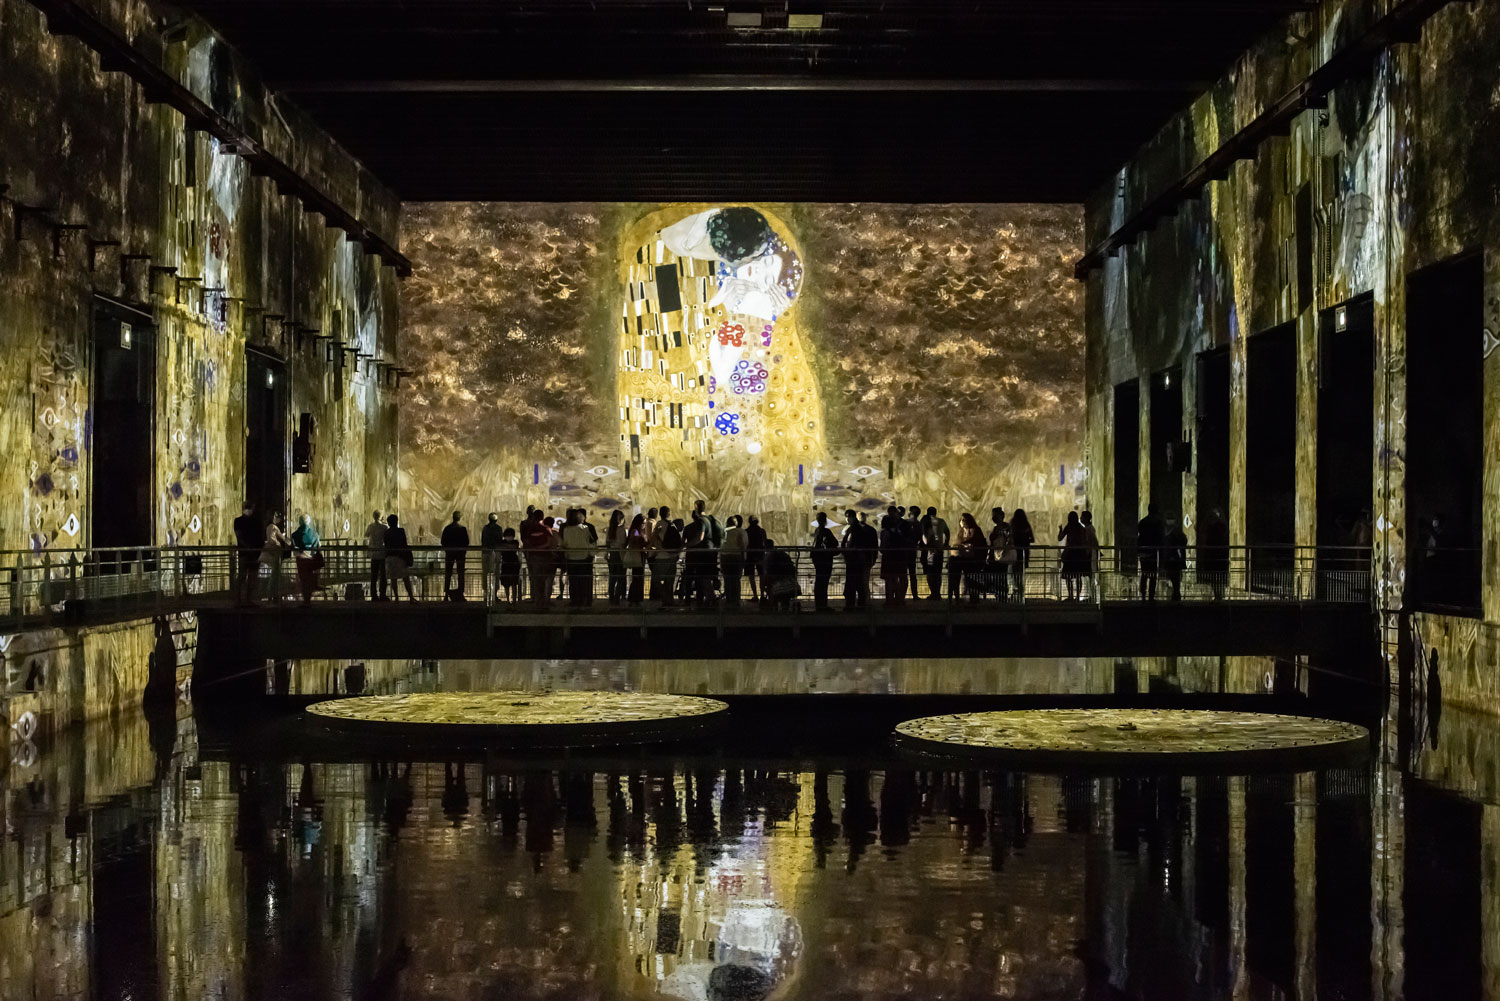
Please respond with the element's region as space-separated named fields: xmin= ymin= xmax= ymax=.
xmin=1010 ymin=508 xmax=1035 ymax=599
xmin=441 ymin=510 xmax=469 ymax=599
xmin=952 ymin=512 xmax=985 ymax=600
xmin=624 ymin=514 xmax=647 ymax=605
xmin=365 ymin=509 xmax=388 ymax=600
xmin=764 ymin=542 xmax=800 ymax=609
xmin=560 ymin=508 xmax=595 ymax=606
xmin=1059 ymin=511 xmax=1089 ymax=600
xmin=842 ymin=511 xmax=878 ymax=608
xmin=1080 ymin=509 xmax=1100 ymax=599
xmin=922 ymin=506 xmax=950 ymax=600
xmin=989 ymin=507 xmax=1013 ymax=600
xmin=480 ymin=513 xmax=503 ymax=601
xmin=233 ymin=502 xmax=260 ymax=604
xmin=810 ymin=511 xmax=838 ymax=610
xmin=683 ymin=511 xmax=714 ymax=605
xmin=1137 ymin=504 xmax=1165 ymax=601
xmin=1199 ymin=506 xmax=1230 ymax=599
xmin=720 ymin=515 xmax=747 ymax=605
xmin=384 ymin=514 xmax=416 ymax=600
xmin=498 ymin=528 xmax=521 ymax=602
xmin=745 ymin=515 xmax=767 ymax=601
xmin=604 ymin=510 xmax=628 ymax=605
xmin=1162 ymin=518 xmax=1188 ymax=600
xmin=521 ymin=509 xmax=552 ymax=607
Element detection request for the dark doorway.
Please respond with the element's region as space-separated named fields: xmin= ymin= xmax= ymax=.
xmin=1114 ymin=379 xmax=1140 ymax=572
xmin=1195 ymin=346 xmax=1231 ymax=535
xmin=1403 ymin=778 xmax=1481 ymax=1001
xmin=1149 ymin=366 xmax=1183 ymax=527
xmin=1406 ymin=252 xmax=1483 ymax=615
xmin=1246 ymin=323 xmax=1297 ymax=591
xmin=245 ymin=350 xmax=288 ymax=522
xmin=1317 ymin=294 xmax=1374 ymax=599
xmin=90 ymin=299 xmax=155 ymax=559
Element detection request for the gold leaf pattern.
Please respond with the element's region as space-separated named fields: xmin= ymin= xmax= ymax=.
xmin=895 ymin=708 xmax=1367 ymax=756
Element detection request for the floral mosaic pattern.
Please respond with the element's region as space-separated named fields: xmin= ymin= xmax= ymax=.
xmin=307 ymin=691 xmax=727 ymax=728
xmin=895 ymin=709 xmax=1368 ymax=756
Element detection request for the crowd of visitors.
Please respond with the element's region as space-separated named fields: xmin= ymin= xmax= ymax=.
xmin=232 ymin=498 xmax=1278 ymax=608
xmin=334 ymin=500 xmax=1088 ymax=609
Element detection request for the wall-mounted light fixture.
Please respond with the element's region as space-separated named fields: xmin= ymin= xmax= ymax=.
xmin=119 ymin=322 xmax=132 ymax=350
xmin=265 ymin=369 xmax=275 ymax=389
xmin=1335 ymin=306 xmax=1348 ymax=332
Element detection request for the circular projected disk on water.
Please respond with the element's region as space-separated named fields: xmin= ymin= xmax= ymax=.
xmin=306 ymin=691 xmax=728 ymax=746
xmin=893 ymin=709 xmax=1368 ymax=770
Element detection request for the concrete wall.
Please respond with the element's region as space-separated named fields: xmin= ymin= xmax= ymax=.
xmin=1082 ymin=0 xmax=1500 ymax=711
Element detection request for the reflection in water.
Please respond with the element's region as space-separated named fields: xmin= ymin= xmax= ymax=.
xmin=0 ymin=679 xmax=1493 ymax=1000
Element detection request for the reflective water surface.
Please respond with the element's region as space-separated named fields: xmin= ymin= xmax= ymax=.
xmin=0 ymin=659 xmax=1485 ymax=1001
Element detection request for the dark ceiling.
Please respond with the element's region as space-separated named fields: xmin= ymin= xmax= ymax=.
xmin=169 ymin=0 xmax=1313 ymax=203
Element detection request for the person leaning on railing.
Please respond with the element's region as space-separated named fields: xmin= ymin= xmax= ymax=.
xmin=290 ymin=514 xmax=323 ymax=604
xmin=560 ymin=509 xmax=595 ymax=607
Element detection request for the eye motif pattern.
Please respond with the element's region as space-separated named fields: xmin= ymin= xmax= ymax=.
xmin=588 ymin=465 xmax=619 ymax=478
xmin=716 ymin=322 xmax=745 ymax=347
xmin=714 ymin=413 xmax=741 ymax=436
xmin=850 ymin=465 xmax=881 ymax=478
xmin=730 ymin=360 xmax=768 ymax=395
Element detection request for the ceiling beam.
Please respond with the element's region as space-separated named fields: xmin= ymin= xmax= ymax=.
xmin=277 ymin=76 xmax=1209 ymax=95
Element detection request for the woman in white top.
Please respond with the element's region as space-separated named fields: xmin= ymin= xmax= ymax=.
xmin=719 ymin=515 xmax=749 ymax=606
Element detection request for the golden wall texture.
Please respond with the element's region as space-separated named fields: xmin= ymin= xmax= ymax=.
xmin=1083 ymin=0 xmax=1500 ymax=710
xmin=0 ymin=0 xmax=402 ymax=729
xmin=0 ymin=0 xmax=401 ymax=555
xmin=400 ymin=203 xmax=1083 ymax=544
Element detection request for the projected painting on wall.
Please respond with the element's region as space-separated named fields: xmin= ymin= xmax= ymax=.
xmin=400 ymin=202 xmax=1083 ymax=544
xmin=619 ymin=206 xmax=822 ymax=516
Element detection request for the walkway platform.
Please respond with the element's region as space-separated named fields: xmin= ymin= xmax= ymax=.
xmin=196 ymin=597 xmax=1372 ymax=662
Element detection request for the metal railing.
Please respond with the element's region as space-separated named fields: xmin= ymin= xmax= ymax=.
xmin=0 ymin=543 xmax=1372 ymax=629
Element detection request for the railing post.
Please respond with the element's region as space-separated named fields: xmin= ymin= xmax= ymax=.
xmin=40 ymin=550 xmax=52 ymax=623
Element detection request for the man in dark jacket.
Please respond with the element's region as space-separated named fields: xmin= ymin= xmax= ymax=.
xmin=441 ymin=511 xmax=470 ymax=599
xmin=745 ymin=515 xmax=768 ymax=601
xmin=842 ymin=513 xmax=878 ymax=609
xmin=233 ymin=502 xmax=260 ymax=603
xmin=810 ymin=511 xmax=839 ymax=610
xmin=480 ymin=513 xmax=504 ymax=601
xmin=1137 ymin=504 xmax=1165 ymax=601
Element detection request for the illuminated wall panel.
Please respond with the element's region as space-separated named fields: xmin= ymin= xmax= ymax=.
xmin=399 ymin=203 xmax=1084 ymax=542
xmin=1083 ymin=0 xmax=1500 ymax=710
